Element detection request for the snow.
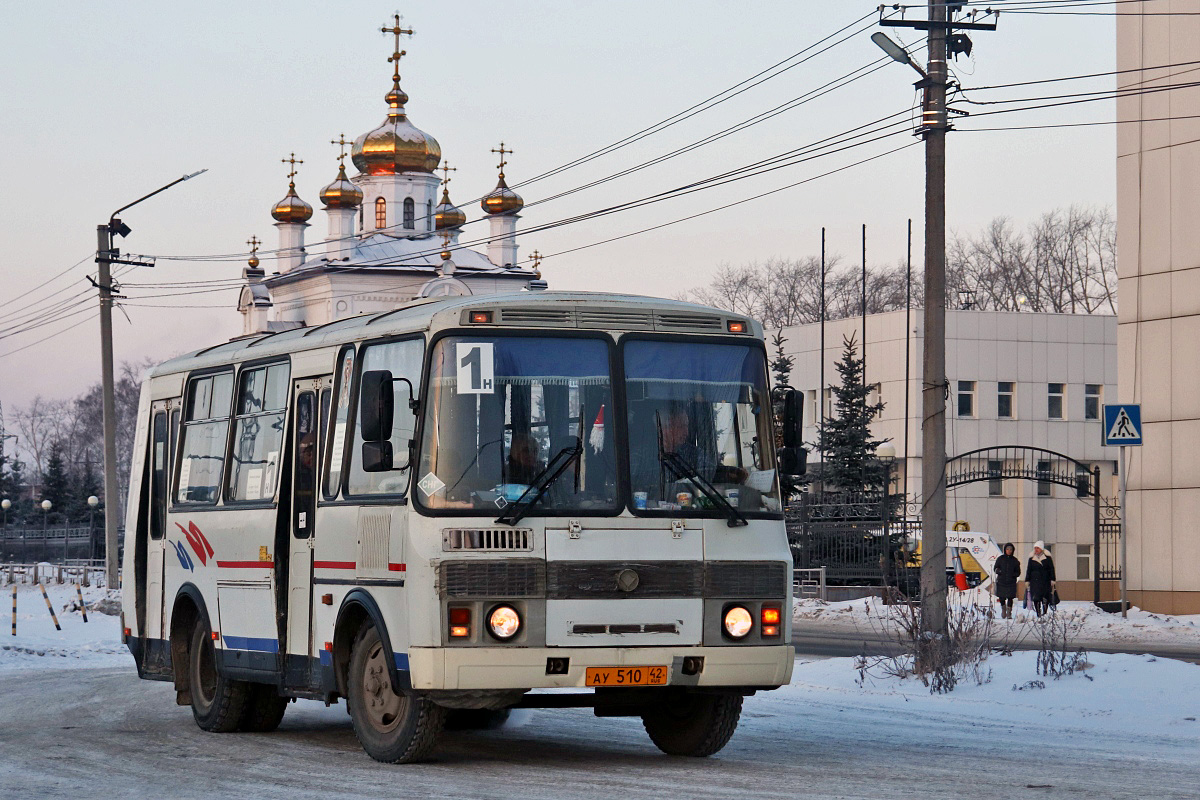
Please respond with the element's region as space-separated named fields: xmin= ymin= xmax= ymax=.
xmin=0 ymin=583 xmax=127 ymax=671
xmin=794 ymin=588 xmax=1200 ymax=648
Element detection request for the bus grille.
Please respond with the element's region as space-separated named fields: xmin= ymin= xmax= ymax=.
xmin=439 ymin=560 xmax=545 ymax=598
xmin=576 ymin=308 xmax=654 ymax=330
xmin=442 ymin=528 xmax=533 ymax=552
xmin=547 ymin=561 xmax=704 ymax=599
xmin=704 ymin=561 xmax=788 ymax=598
xmin=654 ymin=311 xmax=724 ymax=331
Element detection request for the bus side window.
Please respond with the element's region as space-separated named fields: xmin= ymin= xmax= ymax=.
xmin=347 ymin=338 xmax=423 ymax=496
xmin=325 ymin=347 xmax=355 ymax=499
xmin=294 ymin=392 xmax=316 ymax=538
xmin=176 ymin=371 xmax=234 ymax=504
xmin=320 ymin=387 xmax=331 ymax=475
xmin=226 ymin=362 xmax=291 ymax=503
xmin=150 ymin=412 xmax=167 ymax=540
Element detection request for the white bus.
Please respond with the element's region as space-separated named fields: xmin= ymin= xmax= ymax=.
xmin=121 ymin=291 xmax=801 ymax=763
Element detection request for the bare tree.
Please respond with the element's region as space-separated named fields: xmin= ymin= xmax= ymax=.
xmin=947 ymin=205 xmax=1116 ymax=313
xmin=684 ymin=255 xmax=917 ymax=328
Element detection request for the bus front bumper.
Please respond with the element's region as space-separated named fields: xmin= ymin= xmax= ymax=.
xmin=407 ymin=644 xmax=794 ymax=691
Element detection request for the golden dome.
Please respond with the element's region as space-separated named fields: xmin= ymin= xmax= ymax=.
xmin=351 ymin=88 xmax=441 ymax=175
xmin=248 ymin=255 xmax=260 ymax=268
xmin=320 ymin=164 xmax=363 ymax=208
xmin=434 ymin=188 xmax=466 ymax=229
xmin=482 ymin=174 xmax=524 ymax=215
xmin=272 ymin=182 xmax=313 ymax=223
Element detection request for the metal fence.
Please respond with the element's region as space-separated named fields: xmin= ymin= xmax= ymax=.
xmin=792 ymin=567 xmax=827 ymax=601
xmin=3 ymin=560 xmax=110 ymax=587
xmin=0 ymin=525 xmax=110 ymax=563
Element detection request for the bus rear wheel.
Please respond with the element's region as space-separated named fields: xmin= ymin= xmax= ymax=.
xmin=641 ymin=691 xmax=743 ymax=757
xmin=188 ymin=618 xmax=248 ymax=732
xmin=347 ymin=624 xmax=446 ymax=763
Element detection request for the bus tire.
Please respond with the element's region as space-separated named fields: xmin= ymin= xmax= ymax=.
xmin=641 ymin=692 xmax=743 ymax=757
xmin=189 ymin=618 xmax=249 ymax=733
xmin=240 ymin=684 xmax=288 ymax=732
xmin=347 ymin=624 xmax=446 ymax=763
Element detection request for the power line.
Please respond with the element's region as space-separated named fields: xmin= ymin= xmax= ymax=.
xmin=959 ymin=58 xmax=1200 ymax=92
xmin=0 ymin=253 xmax=94 ymax=312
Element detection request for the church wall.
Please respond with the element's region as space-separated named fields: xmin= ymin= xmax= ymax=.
xmin=356 ymin=172 xmax=440 ymax=235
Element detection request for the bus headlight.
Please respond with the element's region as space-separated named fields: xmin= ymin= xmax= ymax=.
xmin=723 ymin=606 xmax=753 ymax=639
xmin=487 ymin=605 xmax=521 ymax=641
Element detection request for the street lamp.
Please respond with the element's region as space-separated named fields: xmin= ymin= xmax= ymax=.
xmin=40 ymin=499 xmax=51 ymax=563
xmin=1 ymin=497 xmax=9 ymax=528
xmin=870 ymin=32 xmax=927 ymax=77
xmin=97 ymin=169 xmax=207 ymax=589
xmin=87 ymin=496 xmax=99 ymax=563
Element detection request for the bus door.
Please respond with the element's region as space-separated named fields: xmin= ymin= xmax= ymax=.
xmin=144 ymin=403 xmax=173 ymax=650
xmin=285 ymin=379 xmax=327 ymax=682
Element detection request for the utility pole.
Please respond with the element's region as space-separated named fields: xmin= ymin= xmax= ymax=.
xmin=97 ymin=170 xmax=205 ymax=588
xmin=874 ymin=3 xmax=997 ymax=639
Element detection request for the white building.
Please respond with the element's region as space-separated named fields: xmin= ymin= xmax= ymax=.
xmin=236 ymin=21 xmax=541 ymax=337
xmin=1116 ymin=2 xmax=1200 ymax=613
xmin=783 ymin=309 xmax=1118 ymax=600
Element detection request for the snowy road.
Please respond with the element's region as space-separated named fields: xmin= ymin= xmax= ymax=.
xmin=2 ymin=658 xmax=1198 ymax=800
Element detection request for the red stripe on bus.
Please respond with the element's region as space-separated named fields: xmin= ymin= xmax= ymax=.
xmin=388 ymin=563 xmax=406 ymax=572
xmin=313 ymin=561 xmax=356 ymax=569
xmin=217 ymin=561 xmax=274 ymax=568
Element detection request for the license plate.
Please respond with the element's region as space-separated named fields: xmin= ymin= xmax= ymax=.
xmin=585 ymin=665 xmax=668 ymax=687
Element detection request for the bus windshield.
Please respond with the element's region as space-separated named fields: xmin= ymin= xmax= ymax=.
xmin=624 ymin=339 xmax=780 ymax=516
xmin=417 ymin=335 xmax=618 ymax=513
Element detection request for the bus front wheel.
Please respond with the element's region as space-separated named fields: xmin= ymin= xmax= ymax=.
xmin=641 ymin=691 xmax=743 ymax=757
xmin=188 ymin=618 xmax=249 ymax=732
xmin=347 ymin=624 xmax=446 ymax=763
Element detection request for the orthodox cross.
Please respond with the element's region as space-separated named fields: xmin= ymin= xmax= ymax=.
xmin=381 ymin=14 xmax=414 ymax=83
xmin=246 ymin=235 xmax=260 ymax=255
xmin=491 ymin=142 xmax=513 ymax=178
xmin=331 ymin=134 xmax=352 ymax=166
xmin=438 ymin=161 xmax=457 ymax=188
xmin=281 ymin=153 xmax=303 ymax=187
xmin=529 ymin=249 xmax=543 ymax=276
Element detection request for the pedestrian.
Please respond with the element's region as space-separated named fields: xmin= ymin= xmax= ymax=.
xmin=1026 ymin=540 xmax=1057 ymax=617
xmin=994 ymin=542 xmax=1021 ymax=619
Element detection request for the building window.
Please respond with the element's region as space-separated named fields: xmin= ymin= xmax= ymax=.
xmin=806 ymin=390 xmax=817 ymax=426
xmin=988 ymin=460 xmax=1004 ymax=496
xmin=1077 ymin=544 xmax=1093 ymax=581
xmin=868 ymin=383 xmax=882 ymax=407
xmin=358 ymin=204 xmax=364 ymax=231
xmin=1076 ymin=464 xmax=1091 ymax=498
xmin=1085 ymin=384 xmax=1101 ymax=420
xmin=426 ymin=200 xmax=433 ymax=229
xmin=1037 ymin=460 xmax=1051 ymax=496
xmin=957 ymin=381 xmax=976 ymax=418
xmin=1048 ymin=383 xmax=1065 ymax=420
xmin=997 ymin=381 xmax=1015 ymax=419
xmin=823 ymin=387 xmax=833 ymax=420
xmin=403 ymin=197 xmax=415 ymax=229
xmin=374 ymin=197 xmax=386 ymax=229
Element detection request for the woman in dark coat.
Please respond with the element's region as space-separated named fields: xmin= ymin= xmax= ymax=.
xmin=994 ymin=543 xmax=1021 ymax=619
xmin=1026 ymin=540 xmax=1057 ymax=617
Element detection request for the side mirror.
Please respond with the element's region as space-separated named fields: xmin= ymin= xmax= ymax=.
xmin=360 ymin=370 xmax=394 ymax=443
xmin=779 ymin=445 xmax=807 ymax=477
xmin=782 ymin=388 xmax=803 ymax=448
xmin=361 ymin=441 xmax=394 ymax=473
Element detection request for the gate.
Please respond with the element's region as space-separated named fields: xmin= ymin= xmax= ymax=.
xmin=945 ymin=445 xmax=1119 ymax=604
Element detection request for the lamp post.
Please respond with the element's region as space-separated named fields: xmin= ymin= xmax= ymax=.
xmin=97 ymin=169 xmax=206 ymax=589
xmin=876 ymin=442 xmax=898 ymax=593
xmin=40 ymin=499 xmax=51 ymax=563
xmin=87 ymin=496 xmax=99 ymax=564
xmin=1 ymin=498 xmax=9 ymax=562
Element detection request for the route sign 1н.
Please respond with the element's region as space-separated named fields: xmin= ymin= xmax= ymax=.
xmin=1102 ymin=403 xmax=1143 ymax=446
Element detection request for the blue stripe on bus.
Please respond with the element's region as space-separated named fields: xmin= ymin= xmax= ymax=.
xmin=394 ymin=652 xmax=409 ymax=671
xmin=222 ymin=635 xmax=279 ymax=653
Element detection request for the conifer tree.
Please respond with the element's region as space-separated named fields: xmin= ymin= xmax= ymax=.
xmin=41 ymin=441 xmax=70 ymax=522
xmin=769 ymin=330 xmax=794 ymax=404
xmin=815 ymin=335 xmax=888 ymax=495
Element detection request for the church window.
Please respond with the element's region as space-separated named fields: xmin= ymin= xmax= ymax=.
xmin=403 ymin=197 xmax=415 ymax=229
xmin=375 ymin=197 xmax=386 ymax=229
xmin=358 ymin=204 xmax=364 ymax=231
xmin=426 ymin=200 xmax=433 ymax=229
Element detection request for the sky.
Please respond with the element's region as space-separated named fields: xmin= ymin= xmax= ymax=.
xmin=0 ymin=1 xmax=1116 ymax=442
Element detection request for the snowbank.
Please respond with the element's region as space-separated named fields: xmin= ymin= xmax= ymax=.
xmin=786 ymin=651 xmax=1200 ymax=748
xmin=794 ymin=588 xmax=1200 ymax=647
xmin=0 ymin=583 xmax=128 ymax=672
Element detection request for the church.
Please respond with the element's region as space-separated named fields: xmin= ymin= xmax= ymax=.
xmin=238 ymin=17 xmax=543 ymax=337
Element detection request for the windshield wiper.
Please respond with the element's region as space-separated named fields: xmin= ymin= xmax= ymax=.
xmin=495 ymin=438 xmax=583 ymax=526
xmin=659 ymin=450 xmax=748 ymax=528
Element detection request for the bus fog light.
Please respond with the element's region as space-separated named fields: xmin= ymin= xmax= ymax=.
xmin=487 ymin=605 xmax=521 ymax=640
xmin=723 ymin=606 xmax=753 ymax=639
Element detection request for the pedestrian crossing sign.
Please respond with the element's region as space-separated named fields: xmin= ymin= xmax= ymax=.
xmin=1102 ymin=404 xmax=1142 ymax=446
